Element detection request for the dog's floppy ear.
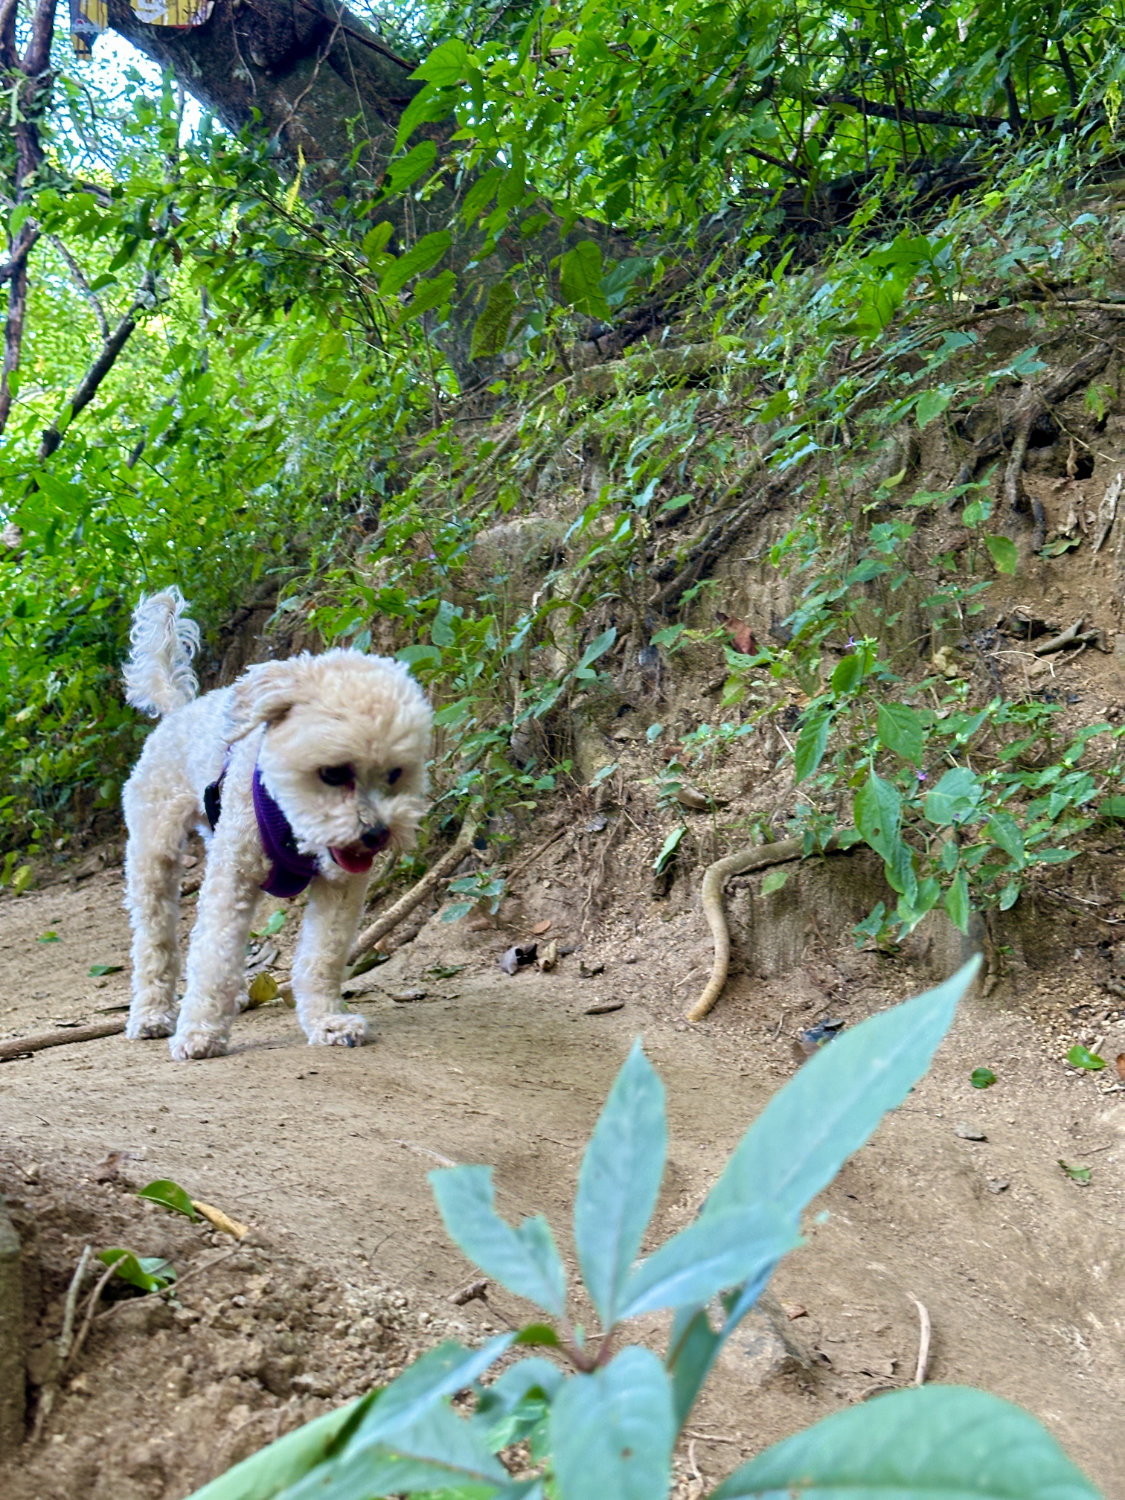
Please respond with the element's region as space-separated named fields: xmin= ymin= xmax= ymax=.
xmin=224 ymin=659 xmax=307 ymax=742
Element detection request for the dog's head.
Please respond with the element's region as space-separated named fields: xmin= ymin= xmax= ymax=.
xmin=225 ymin=649 xmax=432 ymax=872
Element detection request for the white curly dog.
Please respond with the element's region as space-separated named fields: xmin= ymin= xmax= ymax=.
xmin=121 ymin=588 xmax=432 ymax=1061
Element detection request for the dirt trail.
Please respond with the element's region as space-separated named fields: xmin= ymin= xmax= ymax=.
xmin=2 ymin=865 xmax=1124 ymax=1497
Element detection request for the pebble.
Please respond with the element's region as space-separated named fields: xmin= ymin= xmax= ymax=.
xmin=955 ymin=1123 xmax=988 ymax=1141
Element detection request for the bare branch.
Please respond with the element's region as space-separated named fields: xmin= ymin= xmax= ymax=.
xmin=812 ymin=90 xmax=1007 ymax=133
xmin=49 ymin=234 xmax=110 ymax=339
xmin=0 ymin=225 xmax=40 ymax=284
xmin=37 ymin=272 xmax=155 ymax=462
xmin=0 ymin=0 xmax=19 ymax=68
xmin=0 ymin=252 xmax=30 ymax=436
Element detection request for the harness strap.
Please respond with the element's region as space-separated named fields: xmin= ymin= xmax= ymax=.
xmin=202 ymin=754 xmax=318 ymax=899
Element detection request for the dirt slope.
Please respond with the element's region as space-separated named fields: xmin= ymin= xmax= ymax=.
xmin=2 ymin=860 xmax=1123 ymax=1498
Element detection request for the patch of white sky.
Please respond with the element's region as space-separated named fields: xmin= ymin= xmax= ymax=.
xmin=82 ymin=29 xmax=205 ymax=142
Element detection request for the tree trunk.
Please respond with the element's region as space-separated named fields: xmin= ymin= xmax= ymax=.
xmin=104 ymin=0 xmax=426 ymax=195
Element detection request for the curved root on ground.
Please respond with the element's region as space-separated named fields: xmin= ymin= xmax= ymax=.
xmin=347 ymin=802 xmax=483 ymax=967
xmin=686 ymin=831 xmax=843 ymax=1023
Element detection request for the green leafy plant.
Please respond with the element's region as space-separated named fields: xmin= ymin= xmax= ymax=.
xmin=97 ymin=1248 xmax=177 ymax=1294
xmin=1066 ymin=1045 xmax=1106 ymax=1072
xmin=181 ymin=958 xmax=1102 ymax=1500
xmin=137 ymin=1178 xmax=200 ymax=1220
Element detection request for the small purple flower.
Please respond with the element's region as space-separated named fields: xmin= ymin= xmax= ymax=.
xmin=916 ymin=770 xmax=927 ymax=781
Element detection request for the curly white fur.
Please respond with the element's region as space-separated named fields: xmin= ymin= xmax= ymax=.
xmin=123 ymin=587 xmax=201 ymax=717
xmin=121 ymin=590 xmax=432 ymax=1061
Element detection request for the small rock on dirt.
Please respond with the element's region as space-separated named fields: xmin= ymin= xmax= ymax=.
xmin=955 ymin=1123 xmax=988 ymax=1141
xmin=719 ymin=1292 xmax=815 ymax=1387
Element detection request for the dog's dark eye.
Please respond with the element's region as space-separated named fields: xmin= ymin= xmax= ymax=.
xmin=387 ymin=767 xmax=403 ymax=785
xmin=318 ymin=764 xmax=355 ymax=787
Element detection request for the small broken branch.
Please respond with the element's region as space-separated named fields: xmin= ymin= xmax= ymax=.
xmin=686 ymin=831 xmax=844 ymax=1023
xmin=0 ymin=1017 xmax=127 ymax=1062
xmin=1032 ymin=619 xmax=1083 ymax=656
xmin=1093 ymin=472 xmax=1123 ymax=555
xmin=63 ymin=1260 xmax=119 ymax=1376
xmin=348 ymin=801 xmax=483 ymax=965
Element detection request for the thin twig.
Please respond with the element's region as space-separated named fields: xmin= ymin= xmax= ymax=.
xmin=909 ymin=1295 xmax=932 ymax=1385
xmin=64 ymin=1261 xmax=119 ymax=1374
xmin=96 ymin=1245 xmax=241 ymax=1322
xmin=57 ymin=1245 xmax=92 ymax=1364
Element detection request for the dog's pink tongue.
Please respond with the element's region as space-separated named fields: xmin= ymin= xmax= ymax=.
xmin=330 ymin=846 xmax=377 ymax=874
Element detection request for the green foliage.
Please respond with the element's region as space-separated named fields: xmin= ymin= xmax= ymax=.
xmin=137 ymin=1178 xmax=199 ymax=1220
xmin=180 ymin=959 xmax=1102 ymax=1500
xmin=97 ymin=1248 xmax=177 ymax=1293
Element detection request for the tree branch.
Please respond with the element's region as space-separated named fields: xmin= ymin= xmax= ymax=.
xmin=0 ymin=250 xmax=29 ymax=435
xmin=49 ymin=234 xmax=110 ymax=339
xmin=37 ymin=272 xmax=154 ymax=462
xmin=811 ymin=90 xmax=1007 ymax=133
xmin=0 ymin=226 xmax=40 ymax=283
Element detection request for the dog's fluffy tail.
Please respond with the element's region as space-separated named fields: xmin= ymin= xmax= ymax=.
xmin=123 ymin=587 xmax=200 ymax=718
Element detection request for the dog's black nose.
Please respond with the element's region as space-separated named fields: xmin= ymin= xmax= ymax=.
xmin=361 ymin=823 xmax=390 ymax=850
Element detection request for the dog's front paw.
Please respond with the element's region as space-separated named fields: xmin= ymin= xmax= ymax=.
xmin=305 ymin=1013 xmax=370 ymax=1049
xmin=126 ymin=1012 xmax=177 ymax=1040
xmin=169 ymin=1026 xmax=229 ymax=1061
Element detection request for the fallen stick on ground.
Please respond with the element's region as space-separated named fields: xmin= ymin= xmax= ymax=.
xmin=687 ymin=832 xmax=844 ymax=1023
xmin=910 ymin=1294 xmax=932 ymax=1385
xmin=348 ymin=802 xmax=483 ymax=966
xmin=0 ymin=1017 xmax=126 ymax=1062
xmin=1032 ymin=619 xmax=1083 ymax=655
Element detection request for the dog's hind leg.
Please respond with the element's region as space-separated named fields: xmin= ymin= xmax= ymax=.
xmin=169 ymin=833 xmax=262 ymax=1060
xmin=292 ymin=873 xmax=370 ymax=1047
xmin=123 ymin=789 xmax=195 ymax=1040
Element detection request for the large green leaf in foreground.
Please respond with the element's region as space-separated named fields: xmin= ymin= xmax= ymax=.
xmin=711 ymin=1385 xmax=1103 ymax=1499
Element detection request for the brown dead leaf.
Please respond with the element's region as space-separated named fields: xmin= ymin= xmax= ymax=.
xmin=531 ymin=919 xmax=552 ymax=934
xmin=716 ymin=611 xmax=757 ymax=655
xmin=90 ymin=1149 xmax=140 ymax=1184
xmin=1116 ymin=1052 xmax=1125 ymax=1083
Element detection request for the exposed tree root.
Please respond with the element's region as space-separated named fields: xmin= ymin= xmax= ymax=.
xmin=956 ymin=339 xmax=1112 ymax=489
xmin=687 ymin=831 xmax=844 ymax=1023
xmin=348 ymin=802 xmax=483 ymax=966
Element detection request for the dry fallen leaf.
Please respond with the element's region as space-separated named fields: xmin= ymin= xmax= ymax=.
xmin=537 ymin=940 xmax=559 ymax=973
xmin=675 ymin=784 xmax=712 ymax=811
xmin=531 ymin=919 xmax=552 ymax=934
xmin=246 ymin=972 xmax=279 ymax=1007
xmin=1116 ymin=1052 xmax=1125 ymax=1083
xmin=191 ymin=1199 xmax=250 ymax=1239
xmin=716 ymin=611 xmax=757 ymax=655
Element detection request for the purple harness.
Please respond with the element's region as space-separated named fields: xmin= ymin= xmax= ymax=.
xmin=204 ymin=758 xmax=318 ymax=899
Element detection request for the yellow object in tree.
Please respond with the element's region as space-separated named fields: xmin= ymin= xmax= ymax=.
xmin=69 ymin=0 xmax=214 ymax=57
